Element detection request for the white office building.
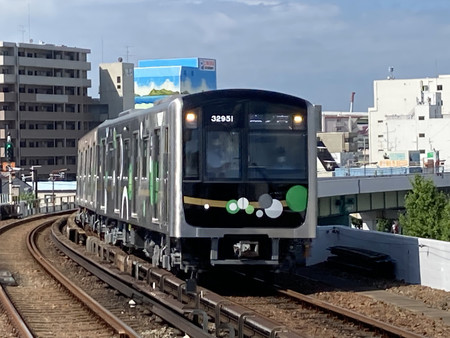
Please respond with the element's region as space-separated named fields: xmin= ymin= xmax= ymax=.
xmin=368 ymin=75 xmax=450 ymax=170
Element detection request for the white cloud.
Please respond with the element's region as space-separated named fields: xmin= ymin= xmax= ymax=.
xmin=223 ymin=0 xmax=281 ymax=5
xmin=2 ymin=0 xmax=450 ymax=111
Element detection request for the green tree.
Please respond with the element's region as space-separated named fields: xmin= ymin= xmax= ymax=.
xmin=399 ymin=175 xmax=449 ymax=240
xmin=376 ymin=218 xmax=392 ymax=232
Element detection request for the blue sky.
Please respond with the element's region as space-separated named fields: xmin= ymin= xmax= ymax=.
xmin=1 ymin=0 xmax=450 ymax=112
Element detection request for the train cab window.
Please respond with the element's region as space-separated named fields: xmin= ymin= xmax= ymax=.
xmin=206 ymin=131 xmax=240 ymax=179
xmin=248 ymin=132 xmax=307 ymax=180
xmin=184 ymin=129 xmax=199 ymax=179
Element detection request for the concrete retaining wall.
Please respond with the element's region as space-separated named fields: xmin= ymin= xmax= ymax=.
xmin=307 ymin=225 xmax=450 ymax=291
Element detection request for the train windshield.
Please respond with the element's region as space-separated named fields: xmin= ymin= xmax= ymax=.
xmin=183 ymin=97 xmax=308 ymax=181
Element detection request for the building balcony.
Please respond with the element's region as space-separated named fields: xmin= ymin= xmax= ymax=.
xmin=0 ymin=92 xmax=16 ymax=102
xmin=0 ymin=55 xmax=16 ymax=65
xmin=0 ymin=129 xmax=17 ymax=139
xmin=20 ymin=147 xmax=76 ymax=157
xmin=0 ymin=110 xmax=17 ymax=120
xmin=18 ymin=75 xmax=91 ymax=88
xmin=0 ymin=74 xmax=17 ymax=83
xmin=19 ymin=111 xmax=86 ymax=121
xmin=19 ymin=129 xmax=81 ymax=139
xmin=18 ymin=57 xmax=91 ymax=71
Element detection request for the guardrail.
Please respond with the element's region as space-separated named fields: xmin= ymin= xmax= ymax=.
xmin=0 ymin=195 xmax=77 ymax=219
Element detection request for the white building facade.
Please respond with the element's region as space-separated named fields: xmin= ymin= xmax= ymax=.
xmin=99 ymin=61 xmax=135 ymax=119
xmin=369 ymin=75 xmax=450 ymax=170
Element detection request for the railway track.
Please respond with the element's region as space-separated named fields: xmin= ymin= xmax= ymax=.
xmin=59 ymin=213 xmax=432 ymax=337
xmin=0 ymin=213 xmax=133 ymax=337
xmin=203 ymin=269 xmax=424 ymax=338
xmin=0 ymin=213 xmax=439 ymax=337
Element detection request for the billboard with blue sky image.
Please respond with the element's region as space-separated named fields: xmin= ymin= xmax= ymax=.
xmin=134 ymin=58 xmax=217 ymax=108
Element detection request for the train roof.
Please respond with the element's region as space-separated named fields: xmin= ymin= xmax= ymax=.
xmin=91 ymin=89 xmax=310 ymax=132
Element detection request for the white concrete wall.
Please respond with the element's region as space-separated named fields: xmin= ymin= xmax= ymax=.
xmin=308 ymin=226 xmax=450 ymax=291
xmin=368 ymin=75 xmax=450 ymax=168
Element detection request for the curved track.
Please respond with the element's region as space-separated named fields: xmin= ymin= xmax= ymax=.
xmin=1 ymin=213 xmax=434 ymax=337
xmin=0 ymin=213 xmax=136 ymax=337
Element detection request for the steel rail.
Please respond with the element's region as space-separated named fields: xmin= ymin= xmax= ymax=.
xmin=27 ymin=217 xmax=139 ymax=338
xmin=0 ymin=211 xmax=74 ymax=337
xmin=277 ymin=288 xmax=424 ymax=338
xmin=51 ymin=217 xmax=212 ymax=338
xmin=61 ymin=213 xmax=305 ymax=337
xmin=0 ymin=285 xmax=33 ymax=338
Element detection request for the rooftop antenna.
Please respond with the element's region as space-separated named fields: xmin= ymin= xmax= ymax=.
xmin=18 ymin=25 xmax=26 ymax=42
xmin=27 ymin=1 xmax=32 ymax=42
xmin=387 ymin=66 xmax=395 ymax=80
xmin=349 ymin=92 xmax=355 ymax=113
xmin=125 ymin=46 xmax=133 ymax=63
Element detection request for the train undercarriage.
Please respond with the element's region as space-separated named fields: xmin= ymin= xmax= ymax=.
xmin=75 ymin=208 xmax=308 ymax=278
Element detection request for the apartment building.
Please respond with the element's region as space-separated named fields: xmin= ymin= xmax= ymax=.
xmin=0 ymin=41 xmax=107 ymax=180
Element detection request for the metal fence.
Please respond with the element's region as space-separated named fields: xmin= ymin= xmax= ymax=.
xmin=0 ymin=195 xmax=77 ymax=219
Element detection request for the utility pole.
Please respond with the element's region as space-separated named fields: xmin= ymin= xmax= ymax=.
xmin=5 ymin=133 xmax=14 ymax=204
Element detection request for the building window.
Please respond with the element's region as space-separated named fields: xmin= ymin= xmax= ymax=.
xmin=419 ymin=116 xmax=425 ymax=120
xmin=419 ymin=149 xmax=425 ymax=154
xmin=419 ymin=133 xmax=425 ymax=138
xmin=378 ymin=134 xmax=383 ymax=138
xmin=377 ymin=120 xmax=383 ymax=123
xmin=437 ymin=85 xmax=443 ymax=91
xmin=117 ymin=76 xmax=121 ymax=83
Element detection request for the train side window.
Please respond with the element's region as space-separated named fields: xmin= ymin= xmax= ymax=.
xmin=142 ymin=137 xmax=148 ymax=178
xmin=107 ymin=142 xmax=114 ymax=177
xmin=115 ymin=136 xmax=121 ymax=178
xmin=123 ymin=139 xmax=130 ymax=178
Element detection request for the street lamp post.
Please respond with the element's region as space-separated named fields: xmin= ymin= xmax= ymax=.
xmin=30 ymin=166 xmax=41 ymax=200
xmin=48 ymin=169 xmax=67 ymax=210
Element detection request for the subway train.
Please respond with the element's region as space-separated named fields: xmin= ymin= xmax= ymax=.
xmin=76 ymin=89 xmax=317 ymax=276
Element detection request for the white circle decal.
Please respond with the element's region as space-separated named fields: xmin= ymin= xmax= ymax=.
xmin=237 ymin=197 xmax=249 ymax=210
xmin=229 ymin=202 xmax=238 ymax=212
xmin=265 ymin=199 xmax=283 ymax=219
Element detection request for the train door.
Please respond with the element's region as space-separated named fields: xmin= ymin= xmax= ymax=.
xmin=131 ymin=132 xmax=139 ymax=217
xmin=114 ymin=134 xmax=121 ymax=214
xmin=141 ymin=135 xmax=149 ymax=213
xmin=150 ymin=127 xmax=168 ymax=225
xmin=150 ymin=129 xmax=160 ymax=223
xmin=106 ymin=141 xmax=114 ymax=214
xmin=122 ymin=138 xmax=130 ymax=218
xmin=161 ymin=126 xmax=169 ymax=226
xmin=88 ymin=145 xmax=94 ymax=206
xmin=99 ymin=139 xmax=106 ymax=211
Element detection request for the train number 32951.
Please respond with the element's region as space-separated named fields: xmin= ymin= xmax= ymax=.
xmin=210 ymin=115 xmax=234 ymax=123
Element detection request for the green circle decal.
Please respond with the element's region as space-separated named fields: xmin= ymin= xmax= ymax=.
xmin=226 ymin=200 xmax=239 ymax=214
xmin=286 ymin=185 xmax=308 ymax=212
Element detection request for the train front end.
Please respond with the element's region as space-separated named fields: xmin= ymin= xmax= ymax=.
xmin=178 ymin=89 xmax=317 ymax=269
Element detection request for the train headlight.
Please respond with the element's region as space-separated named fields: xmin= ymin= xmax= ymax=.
xmin=185 ymin=112 xmax=198 ymax=128
xmin=293 ymin=114 xmax=304 ymax=130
